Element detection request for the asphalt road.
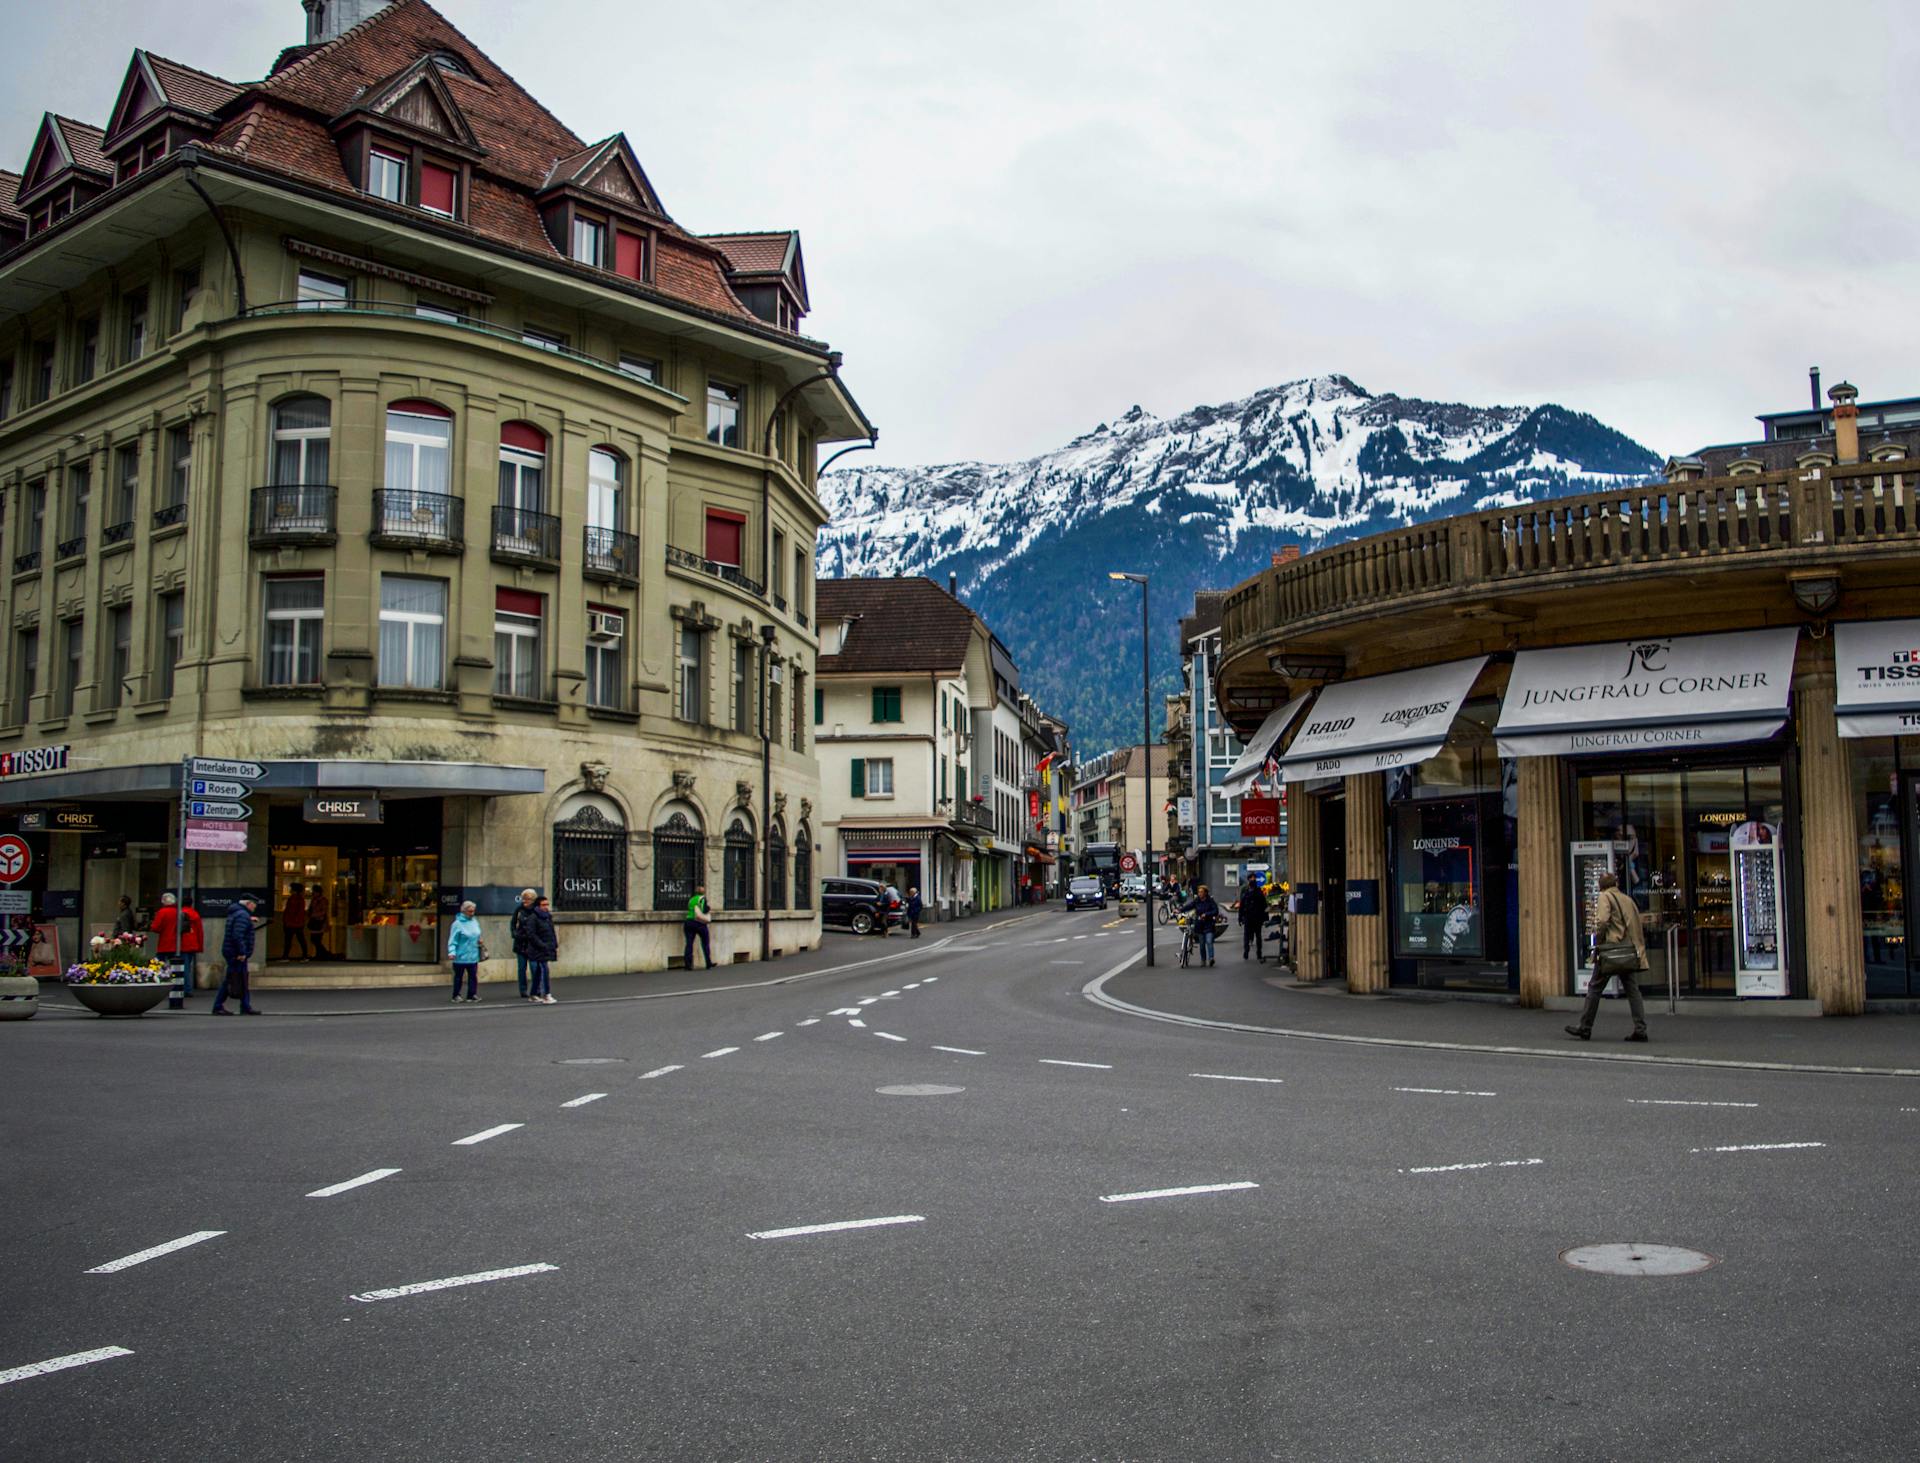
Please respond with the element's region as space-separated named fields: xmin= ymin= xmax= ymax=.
xmin=4 ymin=907 xmax=1916 ymax=1462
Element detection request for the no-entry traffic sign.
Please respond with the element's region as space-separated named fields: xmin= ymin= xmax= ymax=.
xmin=1119 ymin=853 xmax=1138 ymax=873
xmin=0 ymin=834 xmax=32 ymax=885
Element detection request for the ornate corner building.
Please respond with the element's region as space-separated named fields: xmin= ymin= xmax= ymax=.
xmin=0 ymin=1 xmax=873 ymax=982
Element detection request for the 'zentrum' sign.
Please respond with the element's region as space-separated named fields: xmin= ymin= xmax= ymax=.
xmin=303 ymin=795 xmax=384 ymax=824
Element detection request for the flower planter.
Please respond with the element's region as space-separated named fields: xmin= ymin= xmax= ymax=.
xmin=0 ymin=973 xmax=37 ymax=1021
xmin=66 ymin=981 xmax=172 ymax=1018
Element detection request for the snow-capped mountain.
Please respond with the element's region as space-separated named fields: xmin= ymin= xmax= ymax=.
xmin=818 ymin=374 xmax=1661 ymax=755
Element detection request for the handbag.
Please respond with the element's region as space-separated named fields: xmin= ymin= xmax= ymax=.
xmin=1594 ymin=941 xmax=1640 ymax=977
xmin=477 ymin=939 xmax=489 ymax=961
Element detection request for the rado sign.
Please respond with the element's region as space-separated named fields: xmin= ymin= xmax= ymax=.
xmin=303 ymin=795 xmax=384 ymax=824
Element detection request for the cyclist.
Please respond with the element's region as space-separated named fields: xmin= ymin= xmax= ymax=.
xmin=1179 ymin=884 xmax=1222 ymax=967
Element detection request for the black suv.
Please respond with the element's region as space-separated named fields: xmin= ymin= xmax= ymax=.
xmin=821 ymin=878 xmax=902 ymax=935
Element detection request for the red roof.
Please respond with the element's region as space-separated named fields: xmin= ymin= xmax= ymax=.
xmin=0 ymin=171 xmax=23 ymax=228
xmin=52 ymin=117 xmax=111 ymax=177
xmin=145 ymin=54 xmax=242 ymax=116
xmin=703 ymin=232 xmax=794 ymax=275
xmin=816 ymin=578 xmax=983 ymax=676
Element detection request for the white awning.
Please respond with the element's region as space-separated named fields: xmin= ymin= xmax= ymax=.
xmin=1277 ymin=656 xmax=1489 ymax=783
xmin=1219 ymin=697 xmax=1313 ymax=798
xmin=1834 ymin=619 xmax=1920 ymax=738
xmin=1495 ymin=627 xmax=1799 ymax=758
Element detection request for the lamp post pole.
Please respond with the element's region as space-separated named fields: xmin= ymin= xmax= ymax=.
xmin=759 ymin=622 xmax=776 ymax=964
xmin=1109 ymin=572 xmax=1153 ymax=966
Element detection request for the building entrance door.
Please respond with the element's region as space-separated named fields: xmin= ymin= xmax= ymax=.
xmin=1319 ymin=793 xmax=1346 ymax=984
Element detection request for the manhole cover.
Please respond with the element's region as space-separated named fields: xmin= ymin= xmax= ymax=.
xmin=876 ymin=1084 xmax=965 ymax=1096
xmin=555 ymin=1058 xmax=628 ymax=1065
xmin=1560 ymin=1244 xmax=1717 ymax=1277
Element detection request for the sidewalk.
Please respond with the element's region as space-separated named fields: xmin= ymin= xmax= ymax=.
xmin=1099 ymin=957 xmax=1920 ymax=1075
xmin=32 ymin=907 xmax=1049 ymax=1019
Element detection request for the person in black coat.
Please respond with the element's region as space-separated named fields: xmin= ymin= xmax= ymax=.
xmin=508 ymin=889 xmax=540 ymax=999
xmin=1237 ymin=877 xmax=1270 ymax=962
xmin=524 ymin=896 xmax=559 ymax=1004
xmin=212 ymin=894 xmax=261 ymax=1015
xmin=905 ymin=887 xmax=924 ymax=939
xmin=1179 ymin=885 xmax=1222 ymax=966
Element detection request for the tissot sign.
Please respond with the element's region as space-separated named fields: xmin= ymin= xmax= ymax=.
xmin=1495 ymin=628 xmax=1799 ymax=758
xmin=1834 ymin=619 xmax=1920 ymax=738
xmin=1278 ymin=656 xmax=1488 ymax=783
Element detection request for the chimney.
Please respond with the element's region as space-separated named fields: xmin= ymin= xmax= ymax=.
xmin=1829 ymin=380 xmax=1860 ymax=464
xmin=1271 ymin=545 xmax=1301 ymax=568
xmin=1809 ymin=366 xmax=1822 ymax=409
xmin=948 ymin=572 xmax=958 ymax=599
xmin=304 ymin=1 xmax=395 ymax=46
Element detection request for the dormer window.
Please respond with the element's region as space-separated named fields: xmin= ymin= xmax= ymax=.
xmin=571 ymin=216 xmax=605 ymax=268
xmin=368 ymin=149 xmax=407 ymax=204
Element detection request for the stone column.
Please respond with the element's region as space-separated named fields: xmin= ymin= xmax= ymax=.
xmin=1516 ymin=755 xmax=1569 ymax=1007
xmin=1345 ymin=771 xmax=1389 ymax=993
xmin=1289 ymin=789 xmax=1322 ymax=980
xmin=1795 ymin=648 xmax=1865 ymax=1015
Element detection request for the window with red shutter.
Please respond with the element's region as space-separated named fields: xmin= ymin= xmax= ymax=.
xmin=704 ymin=510 xmax=745 ymax=566
xmin=420 ymin=163 xmax=457 ymax=217
xmin=614 ymin=231 xmax=645 ymax=281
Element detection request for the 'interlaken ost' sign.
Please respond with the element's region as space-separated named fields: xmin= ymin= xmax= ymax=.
xmin=1494 ymin=627 xmax=1799 ymax=758
xmin=1277 ymin=656 xmax=1488 ymax=783
xmin=1833 ymin=619 xmax=1920 ymax=739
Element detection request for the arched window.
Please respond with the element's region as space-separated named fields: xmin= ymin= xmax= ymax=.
xmin=588 ymin=447 xmax=624 ymax=531
xmin=793 ymin=825 xmax=813 ymax=909
xmin=498 ymin=422 xmax=547 ymax=515
xmin=652 ymin=809 xmax=704 ymax=912
xmin=385 ymin=400 xmax=453 ymax=496
xmin=767 ymin=821 xmax=788 ymax=910
xmin=554 ymin=797 xmax=625 ymax=912
xmin=723 ymin=817 xmax=756 ymax=910
xmin=271 ymin=396 xmax=332 ymax=486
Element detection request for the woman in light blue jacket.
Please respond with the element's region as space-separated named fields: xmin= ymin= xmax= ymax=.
xmin=447 ymin=901 xmax=484 ymax=1003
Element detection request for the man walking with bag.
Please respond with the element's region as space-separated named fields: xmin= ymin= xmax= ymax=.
xmin=684 ymin=884 xmax=714 ymax=970
xmin=1567 ymin=871 xmax=1649 ymax=1043
xmin=212 ymin=894 xmax=262 ymax=1016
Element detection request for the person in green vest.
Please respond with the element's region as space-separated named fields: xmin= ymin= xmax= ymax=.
xmin=684 ymin=884 xmax=714 ymax=969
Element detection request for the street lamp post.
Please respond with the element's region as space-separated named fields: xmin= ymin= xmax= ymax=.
xmin=1109 ymin=572 xmax=1153 ymax=966
xmin=758 ymin=622 xmax=776 ymax=963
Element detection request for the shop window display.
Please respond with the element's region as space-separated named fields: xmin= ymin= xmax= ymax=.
xmin=1852 ymin=740 xmax=1909 ymax=996
xmin=1391 ymin=799 xmax=1483 ymax=959
xmin=266 ymin=800 xmax=441 ymax=964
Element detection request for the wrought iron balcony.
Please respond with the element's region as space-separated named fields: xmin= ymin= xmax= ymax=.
xmin=954 ymin=799 xmax=994 ymax=833
xmin=152 ymin=500 xmax=187 ymax=529
xmin=490 ymin=504 xmax=560 ymax=567
xmin=583 ymin=525 xmax=639 ymax=584
xmin=12 ymin=550 xmax=40 ymax=575
xmin=55 ymin=536 xmax=85 ymax=561
xmin=665 ymin=542 xmax=764 ymax=596
xmin=249 ymin=484 xmax=337 ymax=546
xmin=372 ymin=490 xmax=464 ymax=553
xmin=102 ymin=520 xmax=134 ymax=546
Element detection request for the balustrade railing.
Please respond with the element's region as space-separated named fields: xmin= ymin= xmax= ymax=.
xmin=583 ymin=525 xmax=639 ymax=583
xmin=372 ymin=490 xmax=463 ymax=551
xmin=249 ymin=485 xmax=337 ymax=545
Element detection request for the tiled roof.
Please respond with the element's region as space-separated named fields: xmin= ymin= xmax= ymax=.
xmin=0 ymin=172 xmax=22 ymax=227
xmin=52 ymin=117 xmax=111 ymax=177
xmin=145 ymin=54 xmax=242 ymax=116
xmin=816 ymin=578 xmax=981 ymax=675
xmin=703 ymin=232 xmax=794 ymax=275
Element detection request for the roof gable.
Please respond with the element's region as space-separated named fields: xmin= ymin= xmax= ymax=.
xmin=704 ymin=230 xmax=809 ymax=312
xmin=17 ymin=115 xmax=110 ymax=202
xmin=816 ymin=578 xmax=982 ymax=675
xmin=347 ymin=53 xmax=481 ymax=152
xmin=543 ymin=133 xmax=662 ymax=216
xmin=105 ymin=54 xmax=165 ymax=140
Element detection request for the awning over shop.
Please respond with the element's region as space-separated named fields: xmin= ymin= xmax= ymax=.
xmin=1834 ymin=619 xmax=1920 ymax=738
xmin=1022 ymin=846 xmax=1057 ymax=865
xmin=0 ymin=758 xmax=543 ymax=807
xmin=1220 ymin=697 xmax=1313 ymax=798
xmin=1494 ymin=627 xmax=1799 ymax=758
xmin=1277 ymin=656 xmax=1489 ymax=783
xmin=840 ymin=822 xmax=946 ymax=845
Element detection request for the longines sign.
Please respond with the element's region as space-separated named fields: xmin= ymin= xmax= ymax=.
xmin=1277 ymin=656 xmax=1488 ymax=783
xmin=1495 ymin=628 xmax=1799 ymax=758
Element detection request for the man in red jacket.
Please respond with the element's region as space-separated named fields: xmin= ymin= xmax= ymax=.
xmin=151 ymin=892 xmax=206 ymax=991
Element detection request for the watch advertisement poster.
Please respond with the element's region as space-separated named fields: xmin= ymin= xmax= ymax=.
xmin=1730 ymin=821 xmax=1787 ymax=998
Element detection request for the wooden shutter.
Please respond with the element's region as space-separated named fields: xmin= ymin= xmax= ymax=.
xmin=850 ymin=758 xmax=865 ymax=799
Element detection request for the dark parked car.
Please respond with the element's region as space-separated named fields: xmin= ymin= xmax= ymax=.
xmin=1065 ymin=876 xmax=1107 ymax=911
xmin=821 ymin=877 xmax=902 ymax=935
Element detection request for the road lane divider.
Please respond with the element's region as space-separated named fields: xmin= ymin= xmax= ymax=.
xmin=1191 ymin=1073 xmax=1285 ymax=1085
xmin=748 ymin=1215 xmax=924 ymax=1241
xmin=561 ymin=1093 xmax=608 ymax=1108
xmin=1100 ymin=1182 xmax=1259 ymax=1204
xmin=1040 ymin=1059 xmax=1113 ymax=1070
xmin=308 ymin=1169 xmax=402 ymax=1198
xmin=1629 ymin=1099 xmax=1758 ymax=1108
xmin=701 ymin=1047 xmax=740 ymax=1059
xmin=0 ymin=1347 xmax=134 ymax=1386
xmin=85 ymin=1231 xmax=225 ymax=1274
xmin=1393 ymin=1087 xmax=1496 ymax=1098
xmin=933 ymin=1045 xmax=985 ymax=1055
xmin=1690 ymin=1142 xmax=1825 ymax=1154
xmin=350 ymin=1263 xmax=558 ymax=1303
xmin=452 ymin=1124 xmax=524 ymax=1146
xmin=1401 ymin=1159 xmax=1543 ymax=1174
xmin=638 ymin=1065 xmax=683 ymax=1079
xmin=754 ymin=1032 xmax=783 ymax=1042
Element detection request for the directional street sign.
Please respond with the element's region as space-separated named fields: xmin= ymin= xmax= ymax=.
xmin=190 ymin=779 xmax=249 ymax=800
xmin=185 ymin=827 xmax=248 ymax=853
xmin=0 ymin=835 xmax=31 ymax=885
xmin=188 ymin=758 xmax=265 ymax=782
xmin=189 ymin=800 xmax=251 ymax=821
xmin=186 ymin=819 xmax=248 ymax=836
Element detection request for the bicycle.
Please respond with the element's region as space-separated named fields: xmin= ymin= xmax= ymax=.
xmin=1176 ymin=914 xmax=1196 ymax=968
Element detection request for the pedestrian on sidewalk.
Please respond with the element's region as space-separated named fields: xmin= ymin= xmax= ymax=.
xmin=526 ymin=895 xmax=558 ymax=1003
xmin=1568 ymin=871 xmax=1650 ymax=1043
xmin=212 ymin=894 xmax=261 ymax=1016
xmin=112 ymin=895 xmax=139 ymax=939
xmin=684 ymin=884 xmax=714 ymax=970
xmin=281 ymin=884 xmax=309 ymax=960
xmin=1180 ymin=885 xmax=1221 ymax=966
xmin=447 ymin=900 xmax=483 ymax=1003
xmin=1237 ymin=875 xmax=1269 ymax=961
xmin=151 ymin=892 xmax=204 ymax=992
xmin=305 ymin=884 xmax=331 ymax=960
xmin=509 ymin=888 xmax=539 ymax=999
xmin=906 ymin=886 xmax=923 ymax=939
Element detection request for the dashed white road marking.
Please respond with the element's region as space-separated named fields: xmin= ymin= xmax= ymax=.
xmin=1072 ymin=934 xmax=1088 ymax=940
xmin=754 ymin=1031 xmax=783 ymax=1042
xmin=1050 ymin=960 xmax=1086 ymax=966
xmin=1629 ymin=1099 xmax=1758 ymax=1108
xmin=452 ymin=1123 xmax=524 ymax=1146
xmin=922 ymin=977 xmax=938 ymax=983
xmin=1691 ymin=1142 xmax=1826 ymax=1154
xmin=308 ymin=1168 xmax=402 ymax=1198
xmin=748 ymin=1215 xmax=924 ymax=1241
xmin=1191 ymin=1073 xmax=1285 ymax=1085
xmin=875 ymin=1031 xmax=907 ymax=1042
xmin=1040 ymin=1059 xmax=1113 ymax=1070
xmin=933 ymin=1045 xmax=986 ymax=1055
xmin=1401 ymin=1158 xmax=1543 ymax=1174
xmin=829 ymin=1008 xmax=862 ymax=1016
xmin=1100 ymin=1181 xmax=1259 ymax=1204
xmin=903 ymin=982 xmax=922 ymax=989
xmin=701 ymin=1047 xmax=740 ymax=1059
xmin=848 ymin=1018 xmax=867 ymax=1028
xmin=560 ymin=1093 xmax=608 ymax=1108
xmin=797 ymin=1019 xmax=821 ymax=1027
xmin=1094 ymin=932 xmax=1111 ymax=937
xmin=1394 ymin=1087 xmax=1496 ymax=1098
xmin=0 ymin=1347 xmax=134 ymax=1386
xmin=350 ymin=1263 xmax=558 ymax=1303
xmin=639 ymin=1065 xmax=683 ymax=1079
xmin=85 ymin=1231 xmax=225 ymax=1274
xmin=857 ymin=998 xmax=880 ymax=1006
xmin=881 ymin=990 xmax=900 ymax=997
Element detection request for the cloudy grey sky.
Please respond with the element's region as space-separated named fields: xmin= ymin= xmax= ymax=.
xmin=9 ymin=1 xmax=1918 ymax=466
